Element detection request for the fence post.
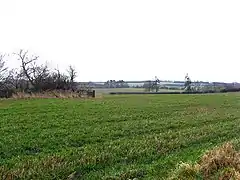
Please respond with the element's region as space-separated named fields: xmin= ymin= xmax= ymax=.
xmin=92 ymin=90 xmax=96 ymax=98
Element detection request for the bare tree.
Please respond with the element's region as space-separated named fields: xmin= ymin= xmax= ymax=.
xmin=0 ymin=54 xmax=17 ymax=98
xmin=50 ymin=68 xmax=69 ymax=90
xmin=15 ymin=50 xmax=36 ymax=86
xmin=67 ymin=65 xmax=77 ymax=91
xmin=15 ymin=50 xmax=49 ymax=91
xmin=0 ymin=54 xmax=8 ymax=82
xmin=67 ymin=65 xmax=77 ymax=82
xmin=0 ymin=54 xmax=9 ymax=91
xmin=4 ymin=68 xmax=19 ymax=89
xmin=184 ymin=73 xmax=192 ymax=91
xmin=143 ymin=77 xmax=160 ymax=92
xmin=153 ymin=76 xmax=160 ymax=92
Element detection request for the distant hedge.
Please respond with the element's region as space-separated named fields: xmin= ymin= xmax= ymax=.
xmin=220 ymin=88 xmax=240 ymax=93
xmin=0 ymin=90 xmax=14 ymax=98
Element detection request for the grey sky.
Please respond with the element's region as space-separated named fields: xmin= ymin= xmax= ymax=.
xmin=1 ymin=0 xmax=240 ymax=82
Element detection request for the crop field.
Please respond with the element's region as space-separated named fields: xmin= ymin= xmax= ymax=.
xmin=1 ymin=93 xmax=240 ymax=179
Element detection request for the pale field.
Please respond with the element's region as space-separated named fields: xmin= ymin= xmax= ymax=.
xmin=94 ymin=88 xmax=182 ymax=96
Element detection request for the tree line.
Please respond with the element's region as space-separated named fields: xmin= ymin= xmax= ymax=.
xmin=0 ymin=50 xmax=79 ymax=97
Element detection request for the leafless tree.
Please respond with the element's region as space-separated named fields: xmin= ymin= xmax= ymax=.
xmin=184 ymin=73 xmax=192 ymax=91
xmin=67 ymin=65 xmax=77 ymax=90
xmin=49 ymin=68 xmax=69 ymax=90
xmin=0 ymin=54 xmax=9 ymax=90
xmin=0 ymin=54 xmax=8 ymax=82
xmin=67 ymin=65 xmax=77 ymax=82
xmin=15 ymin=49 xmax=49 ymax=91
xmin=5 ymin=68 xmax=24 ymax=90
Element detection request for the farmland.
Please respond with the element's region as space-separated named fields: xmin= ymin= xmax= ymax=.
xmin=1 ymin=93 xmax=240 ymax=179
xmin=94 ymin=88 xmax=182 ymax=96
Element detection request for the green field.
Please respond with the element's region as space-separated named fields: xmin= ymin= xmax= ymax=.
xmin=1 ymin=93 xmax=240 ymax=179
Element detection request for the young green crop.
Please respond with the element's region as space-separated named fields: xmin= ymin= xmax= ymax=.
xmin=0 ymin=93 xmax=240 ymax=179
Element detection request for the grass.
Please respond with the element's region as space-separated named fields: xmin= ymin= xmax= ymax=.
xmin=0 ymin=93 xmax=240 ymax=179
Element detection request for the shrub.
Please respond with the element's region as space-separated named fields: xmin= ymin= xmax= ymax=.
xmin=168 ymin=142 xmax=240 ymax=180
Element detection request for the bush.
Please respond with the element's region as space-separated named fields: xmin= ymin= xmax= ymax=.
xmin=168 ymin=142 xmax=240 ymax=180
xmin=0 ymin=89 xmax=14 ymax=98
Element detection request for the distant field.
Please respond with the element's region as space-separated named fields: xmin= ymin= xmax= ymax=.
xmin=1 ymin=93 xmax=240 ymax=179
xmin=94 ymin=88 xmax=182 ymax=96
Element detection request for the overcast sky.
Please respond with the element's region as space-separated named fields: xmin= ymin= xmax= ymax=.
xmin=1 ymin=0 xmax=240 ymax=82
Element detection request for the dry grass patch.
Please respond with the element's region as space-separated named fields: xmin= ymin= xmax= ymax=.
xmin=11 ymin=91 xmax=93 ymax=99
xmin=169 ymin=142 xmax=240 ymax=180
